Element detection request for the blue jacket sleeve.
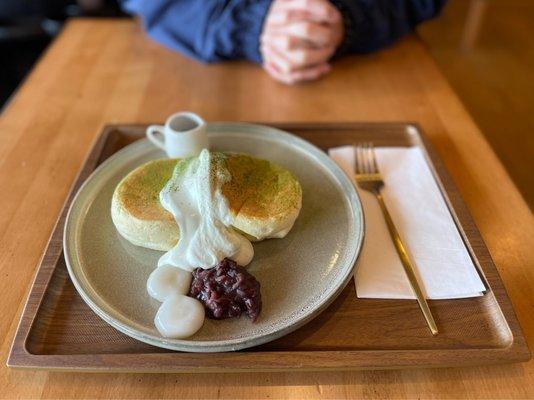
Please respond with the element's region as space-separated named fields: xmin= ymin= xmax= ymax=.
xmin=330 ymin=0 xmax=447 ymax=55
xmin=120 ymin=0 xmax=273 ymax=63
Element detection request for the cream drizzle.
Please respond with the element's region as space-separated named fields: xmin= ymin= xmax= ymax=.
xmin=157 ymin=149 xmax=254 ymax=271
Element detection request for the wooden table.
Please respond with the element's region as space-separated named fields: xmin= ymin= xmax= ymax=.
xmin=0 ymin=18 xmax=532 ymax=399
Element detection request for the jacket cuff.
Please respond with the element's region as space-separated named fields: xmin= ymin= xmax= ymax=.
xmin=329 ymin=0 xmax=358 ymax=58
xmin=232 ymin=0 xmax=273 ymax=63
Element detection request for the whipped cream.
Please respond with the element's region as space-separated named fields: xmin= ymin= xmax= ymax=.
xmin=157 ymin=149 xmax=254 ymax=271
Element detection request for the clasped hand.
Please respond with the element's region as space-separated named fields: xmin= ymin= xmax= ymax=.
xmin=260 ymin=0 xmax=344 ymax=84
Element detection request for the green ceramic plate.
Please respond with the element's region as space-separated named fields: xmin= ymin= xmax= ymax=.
xmin=64 ymin=123 xmax=364 ymax=352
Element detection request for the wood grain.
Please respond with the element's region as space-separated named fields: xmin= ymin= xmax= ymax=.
xmin=419 ymin=0 xmax=534 ymax=208
xmin=0 ymin=18 xmax=533 ymax=399
xmin=7 ymin=123 xmax=529 ymax=372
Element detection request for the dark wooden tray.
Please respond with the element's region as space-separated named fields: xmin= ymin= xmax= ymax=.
xmin=8 ymin=123 xmax=530 ymax=372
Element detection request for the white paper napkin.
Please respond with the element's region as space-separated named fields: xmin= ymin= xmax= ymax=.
xmin=329 ymin=145 xmax=486 ymax=299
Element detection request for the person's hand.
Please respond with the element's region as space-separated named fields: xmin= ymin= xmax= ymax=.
xmin=260 ymin=0 xmax=344 ymax=84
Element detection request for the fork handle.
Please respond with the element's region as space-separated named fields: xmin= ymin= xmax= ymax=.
xmin=374 ymin=190 xmax=439 ymax=335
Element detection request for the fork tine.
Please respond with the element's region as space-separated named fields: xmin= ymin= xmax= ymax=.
xmin=364 ymin=142 xmax=372 ymax=174
xmin=353 ymin=145 xmax=360 ymax=174
xmin=356 ymin=145 xmax=364 ymax=175
xmin=363 ymin=142 xmax=375 ymax=174
xmin=360 ymin=143 xmax=367 ymax=174
xmin=358 ymin=145 xmax=365 ymax=174
xmin=369 ymin=142 xmax=379 ymax=173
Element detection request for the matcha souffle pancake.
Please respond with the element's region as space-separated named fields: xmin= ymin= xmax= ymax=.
xmin=111 ymin=152 xmax=302 ymax=251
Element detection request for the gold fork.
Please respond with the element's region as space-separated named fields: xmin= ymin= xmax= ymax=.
xmin=354 ymin=143 xmax=438 ymax=335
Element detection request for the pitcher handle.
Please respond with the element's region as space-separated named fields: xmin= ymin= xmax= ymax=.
xmin=146 ymin=125 xmax=166 ymax=150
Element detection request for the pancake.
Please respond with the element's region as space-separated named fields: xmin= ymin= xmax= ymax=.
xmin=111 ymin=152 xmax=302 ymax=251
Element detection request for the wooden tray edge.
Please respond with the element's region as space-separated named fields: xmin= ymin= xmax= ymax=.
xmin=7 ymin=347 xmax=531 ymax=373
xmin=7 ymin=125 xmax=114 ymax=368
xmin=407 ymin=123 xmax=530 ymax=361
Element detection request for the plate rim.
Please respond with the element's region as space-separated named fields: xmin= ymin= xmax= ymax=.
xmin=63 ymin=122 xmax=365 ymax=352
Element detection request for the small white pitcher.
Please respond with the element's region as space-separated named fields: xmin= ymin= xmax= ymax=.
xmin=146 ymin=112 xmax=209 ymax=158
